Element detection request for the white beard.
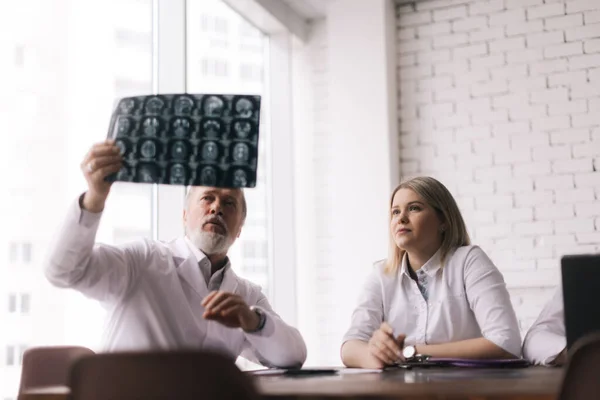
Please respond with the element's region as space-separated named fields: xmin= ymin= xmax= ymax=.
xmin=187 ymin=227 xmax=232 ymax=255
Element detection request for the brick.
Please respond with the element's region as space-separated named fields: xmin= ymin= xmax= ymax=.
xmin=490 ymin=9 xmax=526 ymax=26
xmin=545 ymin=14 xmax=584 ymax=30
xmin=418 ymin=76 xmax=453 ymax=91
xmin=514 ymin=221 xmax=553 ymax=236
xmin=452 ymin=16 xmax=487 ymax=32
xmin=530 ymin=59 xmax=568 ymax=75
xmin=458 ymin=181 xmax=495 ymax=196
xmin=493 ymin=94 xmax=528 ymax=109
xmin=453 ymin=43 xmax=488 ymax=59
xmin=398 ymin=39 xmax=432 ymax=53
xmin=514 ymin=190 xmax=554 ymax=206
xmin=471 ymin=54 xmax=505 ymax=69
xmin=398 ymin=27 xmax=416 ymax=40
xmin=421 ymin=155 xmax=457 ymax=170
xmin=433 ymin=5 xmax=467 ymax=21
xmin=399 ymin=133 xmax=418 ymax=147
xmin=400 ymin=145 xmax=436 ymax=160
xmin=399 ymin=11 xmax=433 ymax=27
xmin=535 ymin=174 xmax=575 ymax=190
xmin=494 ymin=146 xmax=531 ymax=164
xmin=552 ymin=159 xmax=593 ymax=173
xmin=532 ymin=145 xmax=571 ymax=161
xmin=457 ymin=98 xmax=491 ymax=113
xmin=571 ymin=84 xmax=600 ymax=99
xmin=434 ymin=60 xmax=469 ymax=75
xmin=490 ymin=37 xmax=525 ymax=53
xmin=506 ymin=48 xmax=544 ymax=64
xmin=473 ymin=137 xmax=512 ymax=154
xmin=510 ymin=105 xmax=547 ymax=121
xmin=398 ymin=53 xmax=416 ymax=67
xmin=400 ymin=160 xmax=419 ymax=174
xmin=477 ymin=224 xmax=513 ymax=239
xmin=475 ymin=194 xmax=514 ymax=211
xmin=506 ymin=20 xmax=544 ymax=36
xmin=417 ymin=49 xmax=452 ymax=64
xmin=575 ymin=203 xmax=600 ymax=217
xmin=469 ymin=27 xmax=505 ymax=43
xmin=575 ymin=172 xmax=600 ymax=187
xmin=399 ymin=106 xmax=418 ymax=120
xmin=508 ymin=76 xmax=546 ymax=92
xmin=417 ymin=22 xmax=451 ymax=37
xmin=455 ymin=126 xmax=493 ymax=142
xmin=473 ymin=110 xmax=509 ymax=125
xmin=527 ymin=3 xmax=565 ymax=20
xmin=511 ymin=133 xmax=550 ymax=148
xmin=398 ymin=65 xmax=432 ymax=81
xmin=548 ymin=71 xmax=587 ymax=87
xmin=555 ymin=244 xmax=600 ymax=258
xmin=584 ymin=39 xmax=600 ymax=54
xmin=505 ymin=0 xmax=542 ymax=8
xmin=555 ymin=188 xmax=595 ymax=203
xmin=532 ymin=116 xmax=571 ymax=133
xmin=577 ymin=233 xmax=600 ymax=244
xmin=434 ymin=33 xmax=469 ymax=48
xmin=591 ymin=98 xmax=600 ymax=111
xmin=566 ymin=0 xmax=599 ymax=14
xmin=493 ymin=121 xmax=530 ymax=136
xmin=535 ymin=204 xmax=575 ymax=220
xmin=555 ymin=218 xmax=595 ymax=234
xmin=574 ymin=141 xmax=600 ymax=158
xmin=434 ymin=87 xmax=470 ymax=102
xmin=584 ymin=10 xmax=600 ymax=24
xmin=474 ymin=165 xmax=512 ymax=180
xmin=567 ymin=24 xmax=600 ymax=42
xmin=550 ymin=128 xmax=590 ymax=144
xmin=526 ymin=31 xmax=564 ymax=48
xmin=434 ymin=114 xmax=471 ymax=129
xmin=418 ymin=128 xmax=455 ymax=145
xmin=570 ymin=54 xmax=600 ymax=70
xmin=442 ymin=140 xmax=473 ymax=156
xmin=469 ymin=209 xmax=495 ymax=224
xmin=495 ymin=208 xmax=534 ymax=224
xmin=530 ymin=88 xmax=569 ymax=104
xmin=491 ymin=64 xmax=528 ymax=80
xmin=469 ymin=0 xmax=504 ymax=16
xmin=544 ymin=42 xmax=584 ymax=58
xmin=416 ymin=0 xmax=470 ymax=11
xmin=536 ymin=234 xmax=576 ymax=247
xmin=548 ymin=100 xmax=588 ymax=116
xmin=573 ymin=113 xmax=600 ymax=128
xmin=496 ymin=177 xmax=534 ymax=193
xmin=471 ymin=80 xmax=508 ymax=97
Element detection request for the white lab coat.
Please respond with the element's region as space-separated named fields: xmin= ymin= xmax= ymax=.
xmin=44 ymin=196 xmax=307 ymax=368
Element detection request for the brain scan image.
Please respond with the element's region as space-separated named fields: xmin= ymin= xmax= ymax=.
xmin=169 ymin=163 xmax=187 ymax=184
xmin=200 ymin=166 xmax=218 ymax=186
xmin=145 ymin=97 xmax=165 ymax=114
xmin=235 ymin=98 xmax=254 ymax=118
xmin=201 ymin=141 xmax=219 ymax=161
xmin=108 ymin=94 xmax=260 ymax=188
xmin=232 ymin=143 xmax=250 ymax=163
xmin=170 ymin=140 xmax=189 ymax=160
xmin=174 ymin=96 xmax=194 ymax=115
xmin=117 ymin=117 xmax=132 ymax=135
xmin=204 ymin=96 xmax=224 ymax=117
xmin=140 ymin=140 xmax=158 ymax=159
xmin=232 ymin=169 xmax=248 ymax=187
xmin=119 ymin=98 xmax=135 ymax=114
xmin=233 ymin=121 xmax=252 ymax=139
xmin=143 ymin=117 xmax=160 ymax=136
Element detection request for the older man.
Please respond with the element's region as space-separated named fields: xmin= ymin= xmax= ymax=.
xmin=44 ymin=140 xmax=306 ymax=368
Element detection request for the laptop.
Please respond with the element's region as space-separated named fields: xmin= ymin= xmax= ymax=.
xmin=561 ymin=254 xmax=600 ymax=350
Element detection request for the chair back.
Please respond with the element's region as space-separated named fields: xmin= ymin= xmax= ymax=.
xmin=558 ymin=332 xmax=600 ymax=400
xmin=69 ymin=350 xmax=259 ymax=400
xmin=18 ymin=346 xmax=95 ymax=393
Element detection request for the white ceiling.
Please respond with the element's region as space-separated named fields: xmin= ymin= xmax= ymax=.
xmin=281 ymin=0 xmax=328 ymax=20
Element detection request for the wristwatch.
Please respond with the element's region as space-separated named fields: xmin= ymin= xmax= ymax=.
xmin=247 ymin=305 xmax=267 ymax=333
xmin=402 ymin=345 xmax=430 ymax=363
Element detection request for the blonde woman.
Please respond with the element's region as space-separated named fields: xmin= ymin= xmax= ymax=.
xmin=341 ymin=177 xmax=521 ymax=369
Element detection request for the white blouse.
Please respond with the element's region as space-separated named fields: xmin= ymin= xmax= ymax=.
xmin=522 ymin=288 xmax=566 ymax=365
xmin=343 ymin=245 xmax=522 ymax=357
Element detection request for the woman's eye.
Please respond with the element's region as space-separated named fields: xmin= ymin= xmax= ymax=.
xmin=409 ymin=206 xmax=420 ymax=211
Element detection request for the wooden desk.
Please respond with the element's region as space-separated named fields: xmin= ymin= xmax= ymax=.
xmin=19 ymin=367 xmax=563 ymax=400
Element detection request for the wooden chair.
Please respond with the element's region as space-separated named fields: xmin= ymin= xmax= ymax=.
xmin=558 ymin=332 xmax=600 ymax=400
xmin=69 ymin=350 xmax=260 ymax=400
xmin=18 ymin=346 xmax=95 ymax=393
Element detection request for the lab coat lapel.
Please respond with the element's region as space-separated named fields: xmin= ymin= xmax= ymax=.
xmin=171 ymin=238 xmax=207 ymax=297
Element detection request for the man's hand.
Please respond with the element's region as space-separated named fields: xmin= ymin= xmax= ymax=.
xmin=201 ymin=291 xmax=260 ymax=332
xmin=80 ymin=140 xmax=123 ymax=213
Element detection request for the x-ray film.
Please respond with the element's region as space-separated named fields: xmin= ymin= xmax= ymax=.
xmin=106 ymin=94 xmax=260 ymax=188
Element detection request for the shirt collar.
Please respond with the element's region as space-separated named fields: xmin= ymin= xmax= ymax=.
xmin=183 ymin=236 xmax=230 ymax=286
xmin=399 ymin=247 xmax=443 ymax=279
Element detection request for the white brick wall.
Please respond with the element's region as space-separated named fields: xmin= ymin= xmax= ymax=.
xmin=396 ymin=0 xmax=600 ymax=335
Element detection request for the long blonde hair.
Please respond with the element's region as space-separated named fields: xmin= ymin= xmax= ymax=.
xmin=384 ymin=176 xmax=470 ymax=274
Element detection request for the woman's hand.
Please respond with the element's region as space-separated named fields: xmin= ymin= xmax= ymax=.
xmin=367 ymin=322 xmax=406 ymax=366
